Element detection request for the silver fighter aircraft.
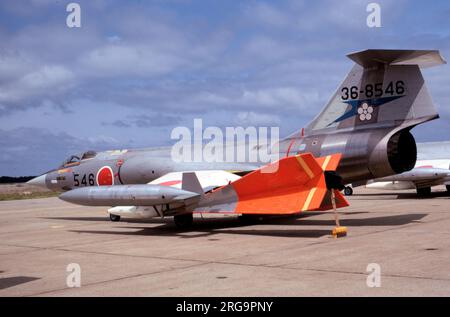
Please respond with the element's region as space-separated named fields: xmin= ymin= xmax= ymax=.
xmin=28 ymin=49 xmax=446 ymax=223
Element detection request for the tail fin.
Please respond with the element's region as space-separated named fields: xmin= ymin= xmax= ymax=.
xmin=193 ymin=153 xmax=349 ymax=215
xmin=305 ymin=49 xmax=446 ymax=135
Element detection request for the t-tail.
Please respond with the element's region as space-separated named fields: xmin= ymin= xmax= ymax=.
xmin=280 ymin=49 xmax=446 ymax=184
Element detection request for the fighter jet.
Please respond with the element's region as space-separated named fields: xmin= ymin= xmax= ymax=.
xmin=59 ymin=153 xmax=349 ymax=228
xmin=365 ymin=141 xmax=450 ymax=196
xmin=28 ymin=49 xmax=446 ymax=225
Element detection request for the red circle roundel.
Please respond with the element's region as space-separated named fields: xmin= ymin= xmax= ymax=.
xmin=97 ymin=166 xmax=114 ymax=186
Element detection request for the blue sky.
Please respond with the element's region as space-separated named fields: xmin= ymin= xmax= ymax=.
xmin=0 ymin=0 xmax=449 ymax=176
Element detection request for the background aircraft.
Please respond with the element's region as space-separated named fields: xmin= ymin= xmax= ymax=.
xmin=28 ymin=49 xmax=446 ymax=224
xmin=365 ymin=141 xmax=450 ymax=196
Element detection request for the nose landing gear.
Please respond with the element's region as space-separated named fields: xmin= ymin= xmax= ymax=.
xmin=343 ymin=186 xmax=353 ymax=196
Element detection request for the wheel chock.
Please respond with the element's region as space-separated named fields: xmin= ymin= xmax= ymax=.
xmin=332 ymin=226 xmax=347 ymax=238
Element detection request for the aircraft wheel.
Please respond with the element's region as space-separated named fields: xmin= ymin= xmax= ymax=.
xmin=416 ymin=187 xmax=432 ymax=197
xmin=446 ymin=185 xmax=450 ymax=193
xmin=109 ymin=214 xmax=121 ymax=222
xmin=344 ymin=186 xmax=353 ymax=196
xmin=174 ymin=213 xmax=193 ymax=229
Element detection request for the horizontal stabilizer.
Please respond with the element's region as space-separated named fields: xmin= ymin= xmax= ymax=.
xmin=347 ymin=49 xmax=446 ymax=68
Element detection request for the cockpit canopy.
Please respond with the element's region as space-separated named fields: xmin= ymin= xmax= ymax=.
xmin=81 ymin=150 xmax=97 ymax=160
xmin=60 ymin=151 xmax=97 ymax=167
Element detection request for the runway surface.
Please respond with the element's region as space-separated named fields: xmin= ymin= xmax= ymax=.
xmin=1 ymin=186 xmax=450 ymax=296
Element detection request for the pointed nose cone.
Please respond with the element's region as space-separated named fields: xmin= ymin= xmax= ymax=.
xmin=59 ymin=190 xmax=76 ymax=204
xmin=59 ymin=188 xmax=91 ymax=205
xmin=27 ymin=174 xmax=47 ymax=188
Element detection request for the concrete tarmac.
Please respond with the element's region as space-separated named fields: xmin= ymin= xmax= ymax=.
xmin=1 ymin=186 xmax=450 ymax=296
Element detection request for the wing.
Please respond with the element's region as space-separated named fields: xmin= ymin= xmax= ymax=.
xmin=191 ymin=153 xmax=348 ymax=215
xmin=149 ymin=170 xmax=241 ymax=192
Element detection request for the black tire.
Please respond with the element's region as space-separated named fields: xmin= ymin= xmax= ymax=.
xmin=174 ymin=213 xmax=193 ymax=229
xmin=109 ymin=214 xmax=121 ymax=222
xmin=416 ymin=187 xmax=432 ymax=197
xmin=344 ymin=186 xmax=353 ymax=196
xmin=446 ymin=185 xmax=450 ymax=193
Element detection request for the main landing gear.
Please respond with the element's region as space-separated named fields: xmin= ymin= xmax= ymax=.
xmin=174 ymin=213 xmax=193 ymax=229
xmin=109 ymin=214 xmax=121 ymax=222
xmin=416 ymin=187 xmax=432 ymax=197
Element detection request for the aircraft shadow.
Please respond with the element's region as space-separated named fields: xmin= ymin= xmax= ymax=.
xmin=0 ymin=276 xmax=40 ymax=290
xmin=68 ymin=213 xmax=427 ymax=239
xmin=352 ymin=191 xmax=450 ymax=200
xmin=43 ymin=217 xmax=172 ymax=224
xmin=43 ymin=211 xmax=368 ymax=224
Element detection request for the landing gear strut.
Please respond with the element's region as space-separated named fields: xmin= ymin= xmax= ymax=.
xmin=416 ymin=187 xmax=432 ymax=197
xmin=331 ymin=190 xmax=347 ymax=238
xmin=324 ymin=171 xmax=347 ymax=238
xmin=174 ymin=213 xmax=193 ymax=229
xmin=109 ymin=214 xmax=121 ymax=222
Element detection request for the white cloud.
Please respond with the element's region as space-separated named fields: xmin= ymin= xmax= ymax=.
xmin=240 ymin=87 xmax=313 ymax=108
xmin=87 ymin=135 xmax=120 ymax=145
xmin=0 ymin=65 xmax=74 ymax=103
xmin=244 ymin=2 xmax=290 ymax=28
xmin=189 ymin=86 xmax=321 ymax=113
xmin=0 ymin=127 xmax=120 ymax=176
xmin=79 ymin=44 xmax=185 ymax=77
xmin=0 ymin=51 xmax=34 ymax=82
xmin=235 ymin=111 xmax=281 ymax=126
xmin=243 ymin=36 xmax=296 ymax=62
